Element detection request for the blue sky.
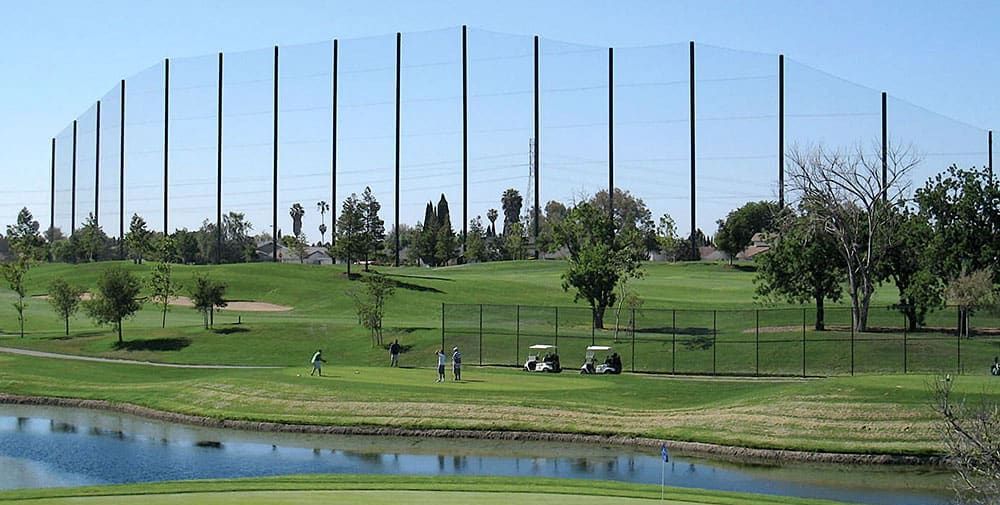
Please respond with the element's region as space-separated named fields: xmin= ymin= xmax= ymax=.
xmin=1 ymin=0 xmax=997 ymax=240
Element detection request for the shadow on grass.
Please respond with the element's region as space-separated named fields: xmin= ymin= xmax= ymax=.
xmin=112 ymin=337 xmax=192 ymax=352
xmin=635 ymin=326 xmax=712 ymax=336
xmin=212 ymin=326 xmax=250 ymax=335
xmin=388 ymin=279 xmax=444 ymax=294
xmin=383 ymin=272 xmax=454 ymax=282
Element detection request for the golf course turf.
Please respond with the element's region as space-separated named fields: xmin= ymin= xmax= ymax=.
xmin=0 ymin=475 xmax=854 ymax=505
xmin=1 ymin=260 xmax=998 ymax=457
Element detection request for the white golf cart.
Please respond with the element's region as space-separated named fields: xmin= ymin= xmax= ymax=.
xmin=580 ymin=345 xmax=622 ymax=375
xmin=524 ymin=344 xmax=562 ymax=373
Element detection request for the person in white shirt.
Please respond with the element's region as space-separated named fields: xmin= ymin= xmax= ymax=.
xmin=310 ymin=349 xmax=326 ymax=376
xmin=452 ymin=346 xmax=462 ymax=381
xmin=435 ymin=349 xmax=446 ymax=382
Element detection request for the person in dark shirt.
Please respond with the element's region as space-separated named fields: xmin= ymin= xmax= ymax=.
xmin=389 ymin=340 xmax=401 ymax=367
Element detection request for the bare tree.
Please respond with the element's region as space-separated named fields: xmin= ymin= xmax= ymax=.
xmin=933 ymin=376 xmax=1000 ymax=505
xmin=787 ymin=142 xmax=918 ymax=331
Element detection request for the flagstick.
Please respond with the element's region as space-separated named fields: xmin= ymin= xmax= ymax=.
xmin=660 ymin=456 xmax=664 ymax=501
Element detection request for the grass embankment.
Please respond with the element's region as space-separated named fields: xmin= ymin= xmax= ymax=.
xmin=2 ymin=351 xmax=996 ymax=455
xmin=0 ymin=475 xmax=853 ymax=505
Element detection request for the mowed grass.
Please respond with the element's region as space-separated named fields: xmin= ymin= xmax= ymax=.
xmin=1 ymin=351 xmax=997 ymax=455
xmin=1 ymin=260 xmax=999 ymax=455
xmin=0 ymin=475 xmax=854 ymax=505
xmin=2 ymin=260 xmax=996 ymax=373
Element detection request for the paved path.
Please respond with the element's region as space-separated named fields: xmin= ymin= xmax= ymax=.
xmin=0 ymin=346 xmax=280 ymax=369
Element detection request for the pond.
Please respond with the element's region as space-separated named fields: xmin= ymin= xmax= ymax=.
xmin=0 ymin=405 xmax=952 ymax=505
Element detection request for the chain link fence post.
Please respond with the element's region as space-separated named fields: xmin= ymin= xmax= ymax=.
xmin=479 ymin=304 xmax=483 ymax=366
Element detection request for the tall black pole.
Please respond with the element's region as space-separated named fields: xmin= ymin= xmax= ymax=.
xmin=119 ymin=80 xmax=125 ymax=242
xmin=94 ymin=100 xmax=101 ymax=227
xmin=394 ymin=32 xmax=401 ymax=267
xmin=689 ymin=41 xmax=696 ymax=258
xmin=331 ymin=39 xmax=339 ymax=247
xmin=989 ymin=130 xmax=993 ymax=182
xmin=272 ymin=46 xmax=279 ymax=262
xmin=533 ymin=35 xmax=540 ymax=259
xmin=163 ymin=58 xmax=169 ymax=234
xmin=216 ymin=52 xmax=223 ymax=264
xmin=778 ymin=54 xmax=785 ymax=208
xmin=881 ymin=91 xmax=887 ymax=201
xmin=608 ymin=47 xmax=614 ymax=218
xmin=49 ymin=138 xmax=55 ymax=233
xmin=462 ymin=26 xmax=469 ymax=258
xmin=71 ymin=119 xmax=77 ymax=235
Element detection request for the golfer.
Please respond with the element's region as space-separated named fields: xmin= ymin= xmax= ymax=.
xmin=310 ymin=349 xmax=327 ymax=376
xmin=389 ymin=339 xmax=401 ymax=367
xmin=435 ymin=349 xmax=446 ymax=382
xmin=452 ymin=346 xmax=462 ymax=381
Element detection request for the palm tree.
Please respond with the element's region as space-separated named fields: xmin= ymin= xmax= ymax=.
xmin=289 ymin=203 xmax=306 ymax=237
xmin=316 ymin=200 xmax=330 ymax=245
xmin=486 ymin=208 xmax=499 ymax=237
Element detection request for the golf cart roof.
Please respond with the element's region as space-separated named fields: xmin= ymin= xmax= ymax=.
xmin=529 ymin=344 xmax=556 ymax=350
xmin=586 ymin=346 xmax=612 ymax=351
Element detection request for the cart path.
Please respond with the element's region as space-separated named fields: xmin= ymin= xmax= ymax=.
xmin=0 ymin=346 xmax=280 ymax=369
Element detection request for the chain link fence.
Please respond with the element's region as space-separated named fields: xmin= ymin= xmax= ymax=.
xmin=442 ymin=303 xmax=1000 ymax=376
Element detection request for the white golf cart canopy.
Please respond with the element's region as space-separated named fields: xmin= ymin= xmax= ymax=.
xmin=529 ymin=344 xmax=557 ymax=350
xmin=586 ymin=346 xmax=612 ymax=351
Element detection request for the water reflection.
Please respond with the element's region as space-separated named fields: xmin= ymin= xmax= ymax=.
xmin=0 ymin=405 xmax=951 ymax=505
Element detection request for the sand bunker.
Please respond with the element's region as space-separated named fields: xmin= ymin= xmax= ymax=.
xmin=34 ymin=294 xmax=292 ymax=312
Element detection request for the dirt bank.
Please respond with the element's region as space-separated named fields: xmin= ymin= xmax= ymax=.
xmin=0 ymin=393 xmax=942 ymax=466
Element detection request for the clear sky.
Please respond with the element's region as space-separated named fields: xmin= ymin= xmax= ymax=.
xmin=2 ymin=0 xmax=997 ymax=239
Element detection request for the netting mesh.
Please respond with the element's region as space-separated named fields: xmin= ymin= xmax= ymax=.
xmin=98 ymin=83 xmax=123 ymax=238
xmin=53 ymin=125 xmax=74 ymax=235
xmin=540 ymin=38 xmax=608 ymax=215
xmin=222 ymin=47 xmax=274 ymax=240
xmin=614 ymin=43 xmax=690 ymax=236
xmin=74 ymin=104 xmax=98 ymax=231
xmin=44 ymin=27 xmax=991 ymax=248
xmin=167 ymin=53 xmax=218 ymax=233
xmin=466 ymin=28 xmax=533 ymax=238
xmin=278 ymin=40 xmax=332 ymax=246
xmin=124 ymin=62 xmax=166 ymax=233
xmin=336 ymin=33 xmax=397 ymax=253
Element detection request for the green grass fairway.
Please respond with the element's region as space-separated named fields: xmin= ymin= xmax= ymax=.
xmin=0 ymin=475 xmax=851 ymax=505
xmin=1 ymin=261 xmax=996 ymax=374
xmin=2 ymin=351 xmax=997 ymax=455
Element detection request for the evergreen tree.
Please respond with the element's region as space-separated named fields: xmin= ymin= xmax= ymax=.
xmin=360 ymin=187 xmax=385 ymax=271
xmin=124 ymin=214 xmax=152 ymax=264
xmin=434 ymin=194 xmax=455 ymax=266
xmin=6 ymin=208 xmax=46 ymax=261
xmin=332 ymin=194 xmax=365 ymax=277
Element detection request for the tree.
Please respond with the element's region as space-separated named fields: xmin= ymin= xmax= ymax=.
xmin=285 ymin=233 xmax=310 ymax=263
xmin=486 ymin=208 xmax=499 ymax=237
xmin=171 ymin=229 xmax=200 ymax=264
xmin=933 ymin=377 xmax=1000 ymax=504
xmin=501 ymin=188 xmax=523 ymax=235
xmin=877 ymin=208 xmax=942 ymax=331
xmin=385 ymin=224 xmax=416 ymax=265
xmin=612 ymin=277 xmax=643 ymax=344
xmin=124 ymin=214 xmax=152 ymax=264
xmin=74 ymin=213 xmax=111 ymax=262
xmin=714 ymin=200 xmax=780 ymax=264
xmin=503 ymin=221 xmax=527 ymax=260
xmin=787 ymin=143 xmax=918 ymax=331
xmin=1 ymin=257 xmax=30 ymax=338
xmin=350 ymin=272 xmax=396 ymax=347
xmin=332 ymin=194 xmax=365 ymax=277
xmin=589 ymin=189 xmax=657 ymax=252
xmin=434 ymin=194 xmax=456 ymax=266
xmin=189 ymin=274 xmax=228 ymax=329
xmin=360 ymin=187 xmax=385 ymax=271
xmin=465 ymin=217 xmax=487 ymax=263
xmin=916 ymin=165 xmax=1000 ymax=286
xmin=47 ymin=278 xmax=84 ymax=336
xmin=148 ymin=242 xmax=181 ymax=328
xmin=85 ymin=266 xmax=142 ymax=343
xmin=655 ymin=213 xmax=679 ymax=260
xmin=289 ymin=203 xmax=305 ymax=237
xmin=754 ymin=213 xmax=845 ymax=330
xmin=316 ymin=200 xmax=330 ymax=245
xmin=6 ymin=208 xmax=46 ymax=261
xmin=946 ymin=268 xmax=997 ymax=339
xmin=555 ymin=201 xmax=645 ymax=329
xmin=536 ymin=200 xmax=568 ymax=255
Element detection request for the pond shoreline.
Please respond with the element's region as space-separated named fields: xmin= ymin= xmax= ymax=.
xmin=0 ymin=393 xmax=943 ymax=466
